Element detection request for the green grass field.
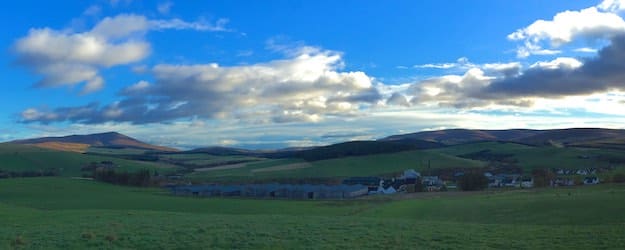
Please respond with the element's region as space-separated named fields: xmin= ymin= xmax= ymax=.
xmin=85 ymin=147 xmax=149 ymax=155
xmin=180 ymin=142 xmax=625 ymax=182
xmin=1 ymin=177 xmax=624 ymax=249
xmin=428 ymin=141 xmax=625 ymax=171
xmin=0 ymin=143 xmax=178 ymax=176
xmin=159 ymin=153 xmax=263 ymax=166
xmin=187 ymin=150 xmax=484 ymax=182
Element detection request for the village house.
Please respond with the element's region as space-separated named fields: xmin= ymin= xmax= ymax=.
xmin=422 ymin=176 xmax=444 ymax=191
xmin=583 ymin=176 xmax=600 ymax=185
xmin=551 ymin=177 xmax=575 ymax=186
xmin=486 ymin=174 xmax=522 ymax=188
xmin=520 ymin=176 xmax=534 ymax=188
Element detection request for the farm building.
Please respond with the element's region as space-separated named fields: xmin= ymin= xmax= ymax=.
xmin=400 ymin=169 xmax=420 ymax=183
xmin=169 ymin=183 xmax=368 ymax=199
xmin=342 ymin=177 xmax=382 ymax=192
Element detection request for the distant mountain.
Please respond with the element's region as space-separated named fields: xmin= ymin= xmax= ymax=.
xmin=381 ymin=128 xmax=625 ymax=148
xmin=186 ymin=146 xmax=257 ymax=156
xmin=11 ymin=132 xmax=177 ymax=152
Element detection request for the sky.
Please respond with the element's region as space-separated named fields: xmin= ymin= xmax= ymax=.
xmin=2 ymin=0 xmax=625 ymax=149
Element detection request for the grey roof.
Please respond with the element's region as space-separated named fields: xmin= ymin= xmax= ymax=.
xmin=171 ymin=183 xmax=367 ymax=194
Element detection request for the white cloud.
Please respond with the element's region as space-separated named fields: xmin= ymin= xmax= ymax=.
xmin=91 ymin=14 xmax=149 ymax=39
xmin=21 ymin=47 xmax=382 ymax=124
xmin=574 ymin=47 xmax=599 ymax=53
xmin=82 ymin=76 xmax=105 ymax=94
xmin=386 ymin=93 xmax=411 ymax=107
xmin=414 ymin=62 xmax=456 ymax=69
xmin=408 ymin=68 xmax=496 ymax=109
xmin=121 ymin=80 xmax=150 ymax=95
xmin=14 ymin=14 xmax=231 ymax=94
xmin=529 ymin=57 xmax=583 ymax=70
xmin=481 ymin=62 xmax=522 ymax=77
xmin=509 ymin=3 xmax=625 ymax=57
xmin=14 ymin=22 xmax=150 ymax=92
xmin=413 ymin=57 xmax=473 ymax=69
xmin=598 ymin=0 xmax=625 ymax=13
xmin=149 ymin=18 xmax=230 ymax=32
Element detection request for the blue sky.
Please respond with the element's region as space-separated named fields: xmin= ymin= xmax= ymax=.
xmin=2 ymin=0 xmax=625 ymax=149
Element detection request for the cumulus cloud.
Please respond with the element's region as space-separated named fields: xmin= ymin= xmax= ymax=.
xmin=409 ymin=68 xmax=496 ymax=108
xmin=405 ymin=35 xmax=625 ymax=108
xmin=386 ymin=93 xmax=411 ymax=107
xmin=14 ymin=14 xmax=231 ymax=94
xmin=509 ymin=1 xmax=625 ymax=57
xmin=488 ymin=36 xmax=625 ymax=98
xmin=481 ymin=62 xmax=522 ymax=77
xmin=20 ymin=48 xmax=382 ymax=124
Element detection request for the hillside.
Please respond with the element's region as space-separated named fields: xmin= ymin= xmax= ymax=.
xmin=0 ymin=143 xmax=177 ymax=177
xmin=381 ymin=128 xmax=625 ymax=148
xmin=516 ymin=128 xmax=625 ymax=147
xmin=11 ymin=132 xmax=177 ymax=152
xmin=381 ymin=129 xmax=540 ymax=145
xmin=187 ymin=149 xmax=483 ymax=183
xmin=188 ymin=140 xmax=444 ymax=161
xmin=283 ymin=140 xmax=443 ymax=161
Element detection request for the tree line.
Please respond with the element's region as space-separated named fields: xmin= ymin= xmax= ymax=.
xmin=92 ymin=168 xmax=152 ymax=187
xmin=0 ymin=169 xmax=60 ymax=178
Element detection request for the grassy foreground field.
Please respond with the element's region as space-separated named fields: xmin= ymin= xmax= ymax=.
xmin=1 ymin=178 xmax=625 ymax=249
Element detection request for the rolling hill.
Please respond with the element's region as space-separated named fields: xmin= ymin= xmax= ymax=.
xmin=0 ymin=143 xmax=177 ymax=176
xmin=11 ymin=132 xmax=178 ymax=152
xmin=381 ymin=128 xmax=625 ymax=148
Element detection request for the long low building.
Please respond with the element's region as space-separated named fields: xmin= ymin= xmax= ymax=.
xmin=170 ymin=183 xmax=369 ymax=199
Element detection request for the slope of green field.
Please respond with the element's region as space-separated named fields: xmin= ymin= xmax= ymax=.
xmin=187 ymin=150 xmax=484 ymax=182
xmin=85 ymin=147 xmax=149 ymax=155
xmin=1 ymin=178 xmax=624 ymax=249
xmin=0 ymin=143 xmax=177 ymax=176
xmin=159 ymin=153 xmax=263 ymax=166
xmin=427 ymin=141 xmax=625 ymax=171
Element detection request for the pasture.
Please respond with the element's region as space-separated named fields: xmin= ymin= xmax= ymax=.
xmin=187 ymin=150 xmax=484 ymax=182
xmin=1 ymin=177 xmax=624 ymax=249
xmin=427 ymin=141 xmax=625 ymax=171
xmin=0 ymin=143 xmax=177 ymax=177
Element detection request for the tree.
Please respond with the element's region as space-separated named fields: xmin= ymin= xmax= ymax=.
xmin=613 ymin=173 xmax=625 ymax=183
xmin=458 ymin=172 xmax=488 ymax=191
xmin=531 ymin=169 xmax=555 ymax=187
